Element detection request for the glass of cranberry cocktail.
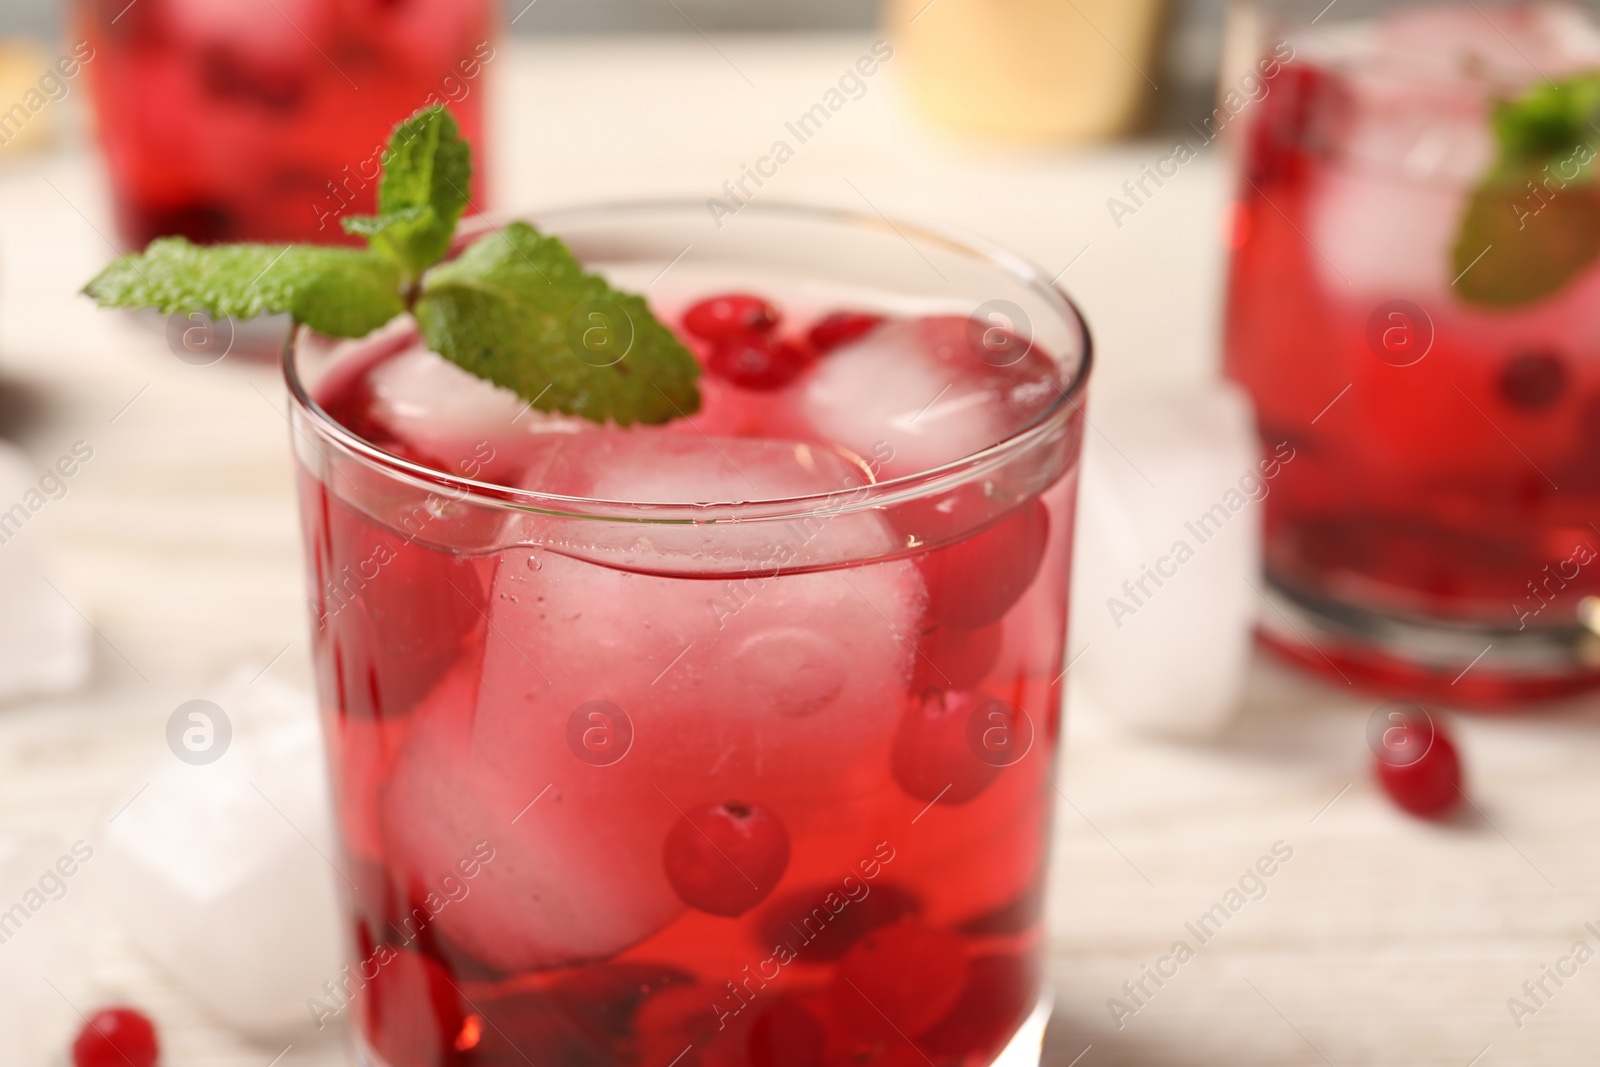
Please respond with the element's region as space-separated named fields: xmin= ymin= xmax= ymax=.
xmin=286 ymin=202 xmax=1090 ymax=1067
xmin=1225 ymin=0 xmax=1600 ymax=704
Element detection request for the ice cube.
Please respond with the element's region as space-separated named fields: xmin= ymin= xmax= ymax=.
xmin=104 ymin=671 xmax=343 ymax=1036
xmin=1067 ymin=385 xmax=1262 ymax=738
xmin=381 ymin=437 xmax=924 ymax=973
xmin=1309 ymin=163 xmax=1474 ymax=296
xmin=362 ymin=340 xmax=591 ymax=483
xmin=0 ymin=834 xmax=94 ymax=1067
xmin=512 ymin=430 xmax=893 ymax=571
xmin=800 ymin=317 xmax=1061 ymax=479
xmin=0 ymin=442 xmax=90 ymax=704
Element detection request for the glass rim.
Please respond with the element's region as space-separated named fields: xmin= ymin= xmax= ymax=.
xmin=282 ymin=198 xmax=1093 ymax=525
xmin=1258 ymin=4 xmax=1600 ymax=86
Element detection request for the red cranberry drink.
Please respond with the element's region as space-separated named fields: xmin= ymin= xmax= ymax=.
xmin=76 ymin=0 xmax=492 ymax=248
xmin=290 ymin=205 xmax=1089 ymax=1066
xmin=1225 ymin=0 xmax=1600 ymax=703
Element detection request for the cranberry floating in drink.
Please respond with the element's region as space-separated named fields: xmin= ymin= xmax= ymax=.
xmin=1225 ymin=0 xmax=1600 ymax=703
xmin=86 ymin=113 xmax=1088 ymax=1067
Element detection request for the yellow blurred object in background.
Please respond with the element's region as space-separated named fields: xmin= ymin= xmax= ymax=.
xmin=887 ymin=0 xmax=1168 ymax=142
xmin=0 ymin=39 xmax=58 ymax=158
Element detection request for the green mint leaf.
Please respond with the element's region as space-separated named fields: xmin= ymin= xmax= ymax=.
xmin=415 ymin=221 xmax=701 ymax=426
xmin=1453 ymin=72 xmax=1600 ymax=308
xmin=1491 ymin=74 xmax=1600 ymax=160
xmin=84 ymin=237 xmax=404 ymax=338
xmin=340 ymin=206 xmax=428 ymax=240
xmin=364 ymin=105 xmax=472 ymax=278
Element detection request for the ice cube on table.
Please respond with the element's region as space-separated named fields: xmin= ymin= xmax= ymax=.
xmin=0 ymin=441 xmax=90 ymax=704
xmin=800 ymin=316 xmax=1062 ymax=479
xmin=104 ymin=671 xmax=342 ymax=1036
xmin=382 ymin=434 xmax=924 ymax=973
xmin=1067 ymin=385 xmax=1262 ymax=739
xmin=0 ymin=834 xmax=94 ymax=1067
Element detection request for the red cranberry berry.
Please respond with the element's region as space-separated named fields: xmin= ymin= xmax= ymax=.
xmin=1371 ymin=706 xmax=1462 ymax=819
xmin=663 ymin=801 xmax=791 ymax=916
xmin=707 ymin=334 xmax=811 ymax=391
xmin=72 ymin=1008 xmax=159 ymax=1067
xmin=919 ymin=954 xmax=1038 ymax=1059
xmin=747 ymin=997 xmax=826 ymax=1067
xmin=913 ymin=621 xmax=1003 ymax=691
xmin=361 ymin=949 xmax=466 ymax=1067
xmin=891 ymin=689 xmax=1002 ymax=805
xmin=831 ymin=920 xmax=969 ymax=1038
xmin=315 ymin=493 xmax=489 ymax=723
xmin=1499 ymin=351 xmax=1568 ymax=411
xmin=684 ymin=294 xmax=780 ymax=342
xmin=551 ymin=962 xmax=694 ymax=1040
xmin=756 ymin=881 xmax=921 ymax=962
xmin=634 ymin=984 xmax=746 ymax=1067
xmin=464 ymin=989 xmax=613 ymax=1065
xmin=807 ymin=311 xmax=883 ymax=354
xmin=919 ymin=500 xmax=1051 ymax=630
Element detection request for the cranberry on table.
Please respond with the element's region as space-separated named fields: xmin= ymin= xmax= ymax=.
xmin=1372 ymin=709 xmax=1462 ymax=819
xmin=808 ymin=311 xmax=884 ymax=354
xmin=663 ymin=801 xmax=791 ymax=916
xmin=72 ymin=1008 xmax=159 ymax=1067
xmin=683 ymin=293 xmax=780 ymax=341
xmin=707 ymin=334 xmax=811 ymax=391
xmin=831 ymin=920 xmax=969 ymax=1038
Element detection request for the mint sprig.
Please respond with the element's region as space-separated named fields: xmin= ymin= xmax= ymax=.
xmin=417 ymin=222 xmax=700 ymax=425
xmin=341 ymin=105 xmax=472 ymax=281
xmin=1452 ymin=73 xmax=1600 ymax=308
xmin=84 ymin=106 xmax=701 ymax=427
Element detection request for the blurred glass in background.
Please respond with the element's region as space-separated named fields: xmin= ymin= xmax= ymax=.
xmin=73 ymin=0 xmax=492 ymax=248
xmin=1223 ymin=0 xmax=1600 ymax=704
xmin=886 ymin=0 xmax=1169 ymax=142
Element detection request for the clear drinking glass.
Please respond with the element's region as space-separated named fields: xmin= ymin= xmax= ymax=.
xmin=285 ymin=203 xmax=1089 ymax=1067
xmin=1224 ymin=0 xmax=1600 ymax=704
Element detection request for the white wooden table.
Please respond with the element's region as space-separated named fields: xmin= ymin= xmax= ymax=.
xmin=1 ymin=34 xmax=1597 ymax=1067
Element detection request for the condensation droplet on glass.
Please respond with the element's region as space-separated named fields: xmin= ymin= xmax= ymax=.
xmin=526 ymin=555 xmax=542 ymax=571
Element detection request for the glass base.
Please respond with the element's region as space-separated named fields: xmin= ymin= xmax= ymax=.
xmin=1257 ymin=579 xmax=1600 ymax=708
xmin=351 ymin=989 xmax=1055 ymax=1067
